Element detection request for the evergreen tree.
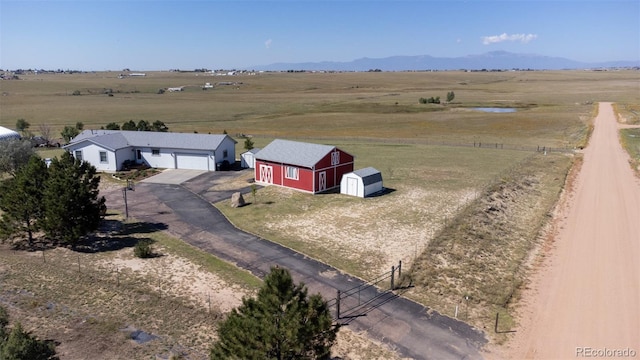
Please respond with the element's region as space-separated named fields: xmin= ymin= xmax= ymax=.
xmin=60 ymin=126 xmax=79 ymax=143
xmin=0 ymin=156 xmax=48 ymax=245
xmin=0 ymin=322 xmax=57 ymax=360
xmin=446 ymin=91 xmax=455 ymax=103
xmin=0 ymin=139 xmax=35 ymax=176
xmin=105 ymin=122 xmax=120 ymax=130
xmin=0 ymin=305 xmax=8 ymax=339
xmin=136 ymin=120 xmax=150 ymax=131
xmin=121 ymin=120 xmax=137 ymax=131
xmin=151 ymin=120 xmax=169 ymax=132
xmin=243 ymin=136 xmax=254 ymax=151
xmin=42 ymin=152 xmax=105 ymax=245
xmin=211 ymin=267 xmax=338 ymax=360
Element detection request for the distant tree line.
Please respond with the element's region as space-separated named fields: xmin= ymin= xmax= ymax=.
xmin=418 ymin=91 xmax=455 ymax=105
xmin=103 ymin=120 xmax=169 ymax=132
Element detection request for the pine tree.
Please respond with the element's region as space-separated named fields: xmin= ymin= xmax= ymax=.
xmin=42 ymin=152 xmax=105 ymax=245
xmin=0 ymin=156 xmax=48 ymax=245
xmin=211 ymin=267 xmax=338 ymax=360
xmin=243 ymin=136 xmax=254 ymax=151
xmin=0 ymin=322 xmax=57 ymax=360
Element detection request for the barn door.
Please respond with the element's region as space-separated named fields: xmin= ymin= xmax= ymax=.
xmin=318 ymin=171 xmax=326 ymax=192
xmin=259 ymin=164 xmax=273 ymax=184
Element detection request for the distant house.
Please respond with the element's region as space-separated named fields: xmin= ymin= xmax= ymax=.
xmin=340 ymin=167 xmax=383 ymax=198
xmin=241 ymin=148 xmax=261 ymax=169
xmin=167 ymin=87 xmax=184 ymax=92
xmin=254 ymin=139 xmax=354 ymax=194
xmin=0 ymin=126 xmax=20 ymax=141
xmin=63 ymin=130 xmax=236 ymax=172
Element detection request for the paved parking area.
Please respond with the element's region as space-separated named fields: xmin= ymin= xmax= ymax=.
xmin=140 ymin=169 xmax=208 ymax=184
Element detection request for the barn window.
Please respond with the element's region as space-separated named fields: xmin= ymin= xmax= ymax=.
xmin=99 ymin=151 xmax=108 ymax=163
xmin=331 ymin=151 xmax=340 ymax=165
xmin=74 ymin=150 xmax=83 ymax=161
xmin=285 ymin=166 xmax=299 ymax=180
xmin=152 ymin=149 xmax=160 ymax=156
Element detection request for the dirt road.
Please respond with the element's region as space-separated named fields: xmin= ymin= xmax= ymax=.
xmin=504 ymin=102 xmax=640 ymax=359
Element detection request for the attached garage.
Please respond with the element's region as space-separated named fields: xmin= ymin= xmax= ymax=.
xmin=340 ymin=167 xmax=383 ymax=198
xmin=175 ymin=153 xmax=210 ymax=171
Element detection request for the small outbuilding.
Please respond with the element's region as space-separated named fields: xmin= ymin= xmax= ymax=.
xmin=240 ymin=148 xmax=261 ymax=169
xmin=340 ymin=167 xmax=383 ymax=198
xmin=0 ymin=126 xmax=20 ymax=141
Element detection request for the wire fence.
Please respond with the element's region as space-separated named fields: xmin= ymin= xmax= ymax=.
xmin=327 ymin=261 xmax=407 ymax=325
xmin=243 ymin=133 xmax=577 ymax=154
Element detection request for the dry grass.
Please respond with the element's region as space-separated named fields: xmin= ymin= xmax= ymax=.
xmin=406 ymin=153 xmax=574 ymax=342
xmin=4 ymin=70 xmax=636 ymax=149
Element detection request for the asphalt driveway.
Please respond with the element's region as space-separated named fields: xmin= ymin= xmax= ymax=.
xmin=104 ymin=171 xmax=487 ymax=359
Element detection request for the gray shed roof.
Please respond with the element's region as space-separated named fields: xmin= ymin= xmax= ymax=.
xmin=242 ymin=147 xmax=261 ymax=155
xmin=65 ymin=130 xmax=235 ymax=151
xmin=352 ymin=167 xmax=382 ymax=186
xmin=255 ymin=139 xmax=336 ymax=168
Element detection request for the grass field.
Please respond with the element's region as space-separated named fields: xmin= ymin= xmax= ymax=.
xmin=1 ymin=69 xmax=639 ymax=354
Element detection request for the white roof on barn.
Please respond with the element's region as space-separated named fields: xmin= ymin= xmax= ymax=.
xmin=255 ymin=139 xmax=336 ymax=168
xmin=0 ymin=126 xmax=20 ymax=141
xmin=65 ymin=130 xmax=235 ymax=151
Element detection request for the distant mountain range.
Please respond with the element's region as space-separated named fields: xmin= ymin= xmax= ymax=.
xmin=250 ymin=51 xmax=639 ymax=71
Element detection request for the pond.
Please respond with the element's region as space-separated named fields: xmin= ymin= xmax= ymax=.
xmin=473 ymin=107 xmax=517 ymax=113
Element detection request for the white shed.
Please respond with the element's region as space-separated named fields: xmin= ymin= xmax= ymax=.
xmin=340 ymin=167 xmax=383 ymax=198
xmin=241 ymin=148 xmax=261 ymax=169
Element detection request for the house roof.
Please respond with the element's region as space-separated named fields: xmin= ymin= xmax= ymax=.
xmin=65 ymin=130 xmax=235 ymax=151
xmin=255 ymin=139 xmax=336 ymax=168
xmin=351 ymin=167 xmax=382 ymax=185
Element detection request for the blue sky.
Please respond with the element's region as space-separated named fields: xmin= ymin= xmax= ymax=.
xmin=1 ymin=0 xmax=638 ymax=70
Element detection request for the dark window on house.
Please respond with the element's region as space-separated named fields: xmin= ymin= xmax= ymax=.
xmin=99 ymin=151 xmax=108 ymax=163
xmin=74 ymin=150 xmax=83 ymax=161
xmin=223 ymin=150 xmax=228 ymax=158
xmin=152 ymin=149 xmax=160 ymax=156
xmin=137 ymin=149 xmax=142 ymax=160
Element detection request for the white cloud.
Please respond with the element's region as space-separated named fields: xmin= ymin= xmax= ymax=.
xmin=265 ymin=39 xmax=273 ymax=49
xmin=482 ymin=33 xmax=538 ymax=45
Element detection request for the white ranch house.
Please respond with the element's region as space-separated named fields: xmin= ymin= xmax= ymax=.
xmin=64 ymin=130 xmax=236 ymax=172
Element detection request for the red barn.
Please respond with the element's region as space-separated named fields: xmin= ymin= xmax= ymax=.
xmin=254 ymin=139 xmax=355 ymax=194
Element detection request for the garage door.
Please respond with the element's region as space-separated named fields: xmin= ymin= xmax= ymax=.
xmin=175 ymin=153 xmax=210 ymax=170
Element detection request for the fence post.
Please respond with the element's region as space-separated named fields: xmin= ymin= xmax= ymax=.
xmin=495 ymin=312 xmax=499 ymax=333
xmin=398 ymin=260 xmax=402 ymax=279
xmin=390 ymin=265 xmax=395 ymax=290
xmin=336 ymin=290 xmax=341 ymax=319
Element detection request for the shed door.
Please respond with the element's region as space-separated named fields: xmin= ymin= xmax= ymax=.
xmin=347 ymin=177 xmax=358 ymax=196
xmin=318 ymin=171 xmax=326 ymax=192
xmin=259 ymin=164 xmax=273 ymax=184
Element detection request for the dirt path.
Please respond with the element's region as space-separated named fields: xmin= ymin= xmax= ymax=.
xmin=501 ymin=102 xmax=640 ymax=358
